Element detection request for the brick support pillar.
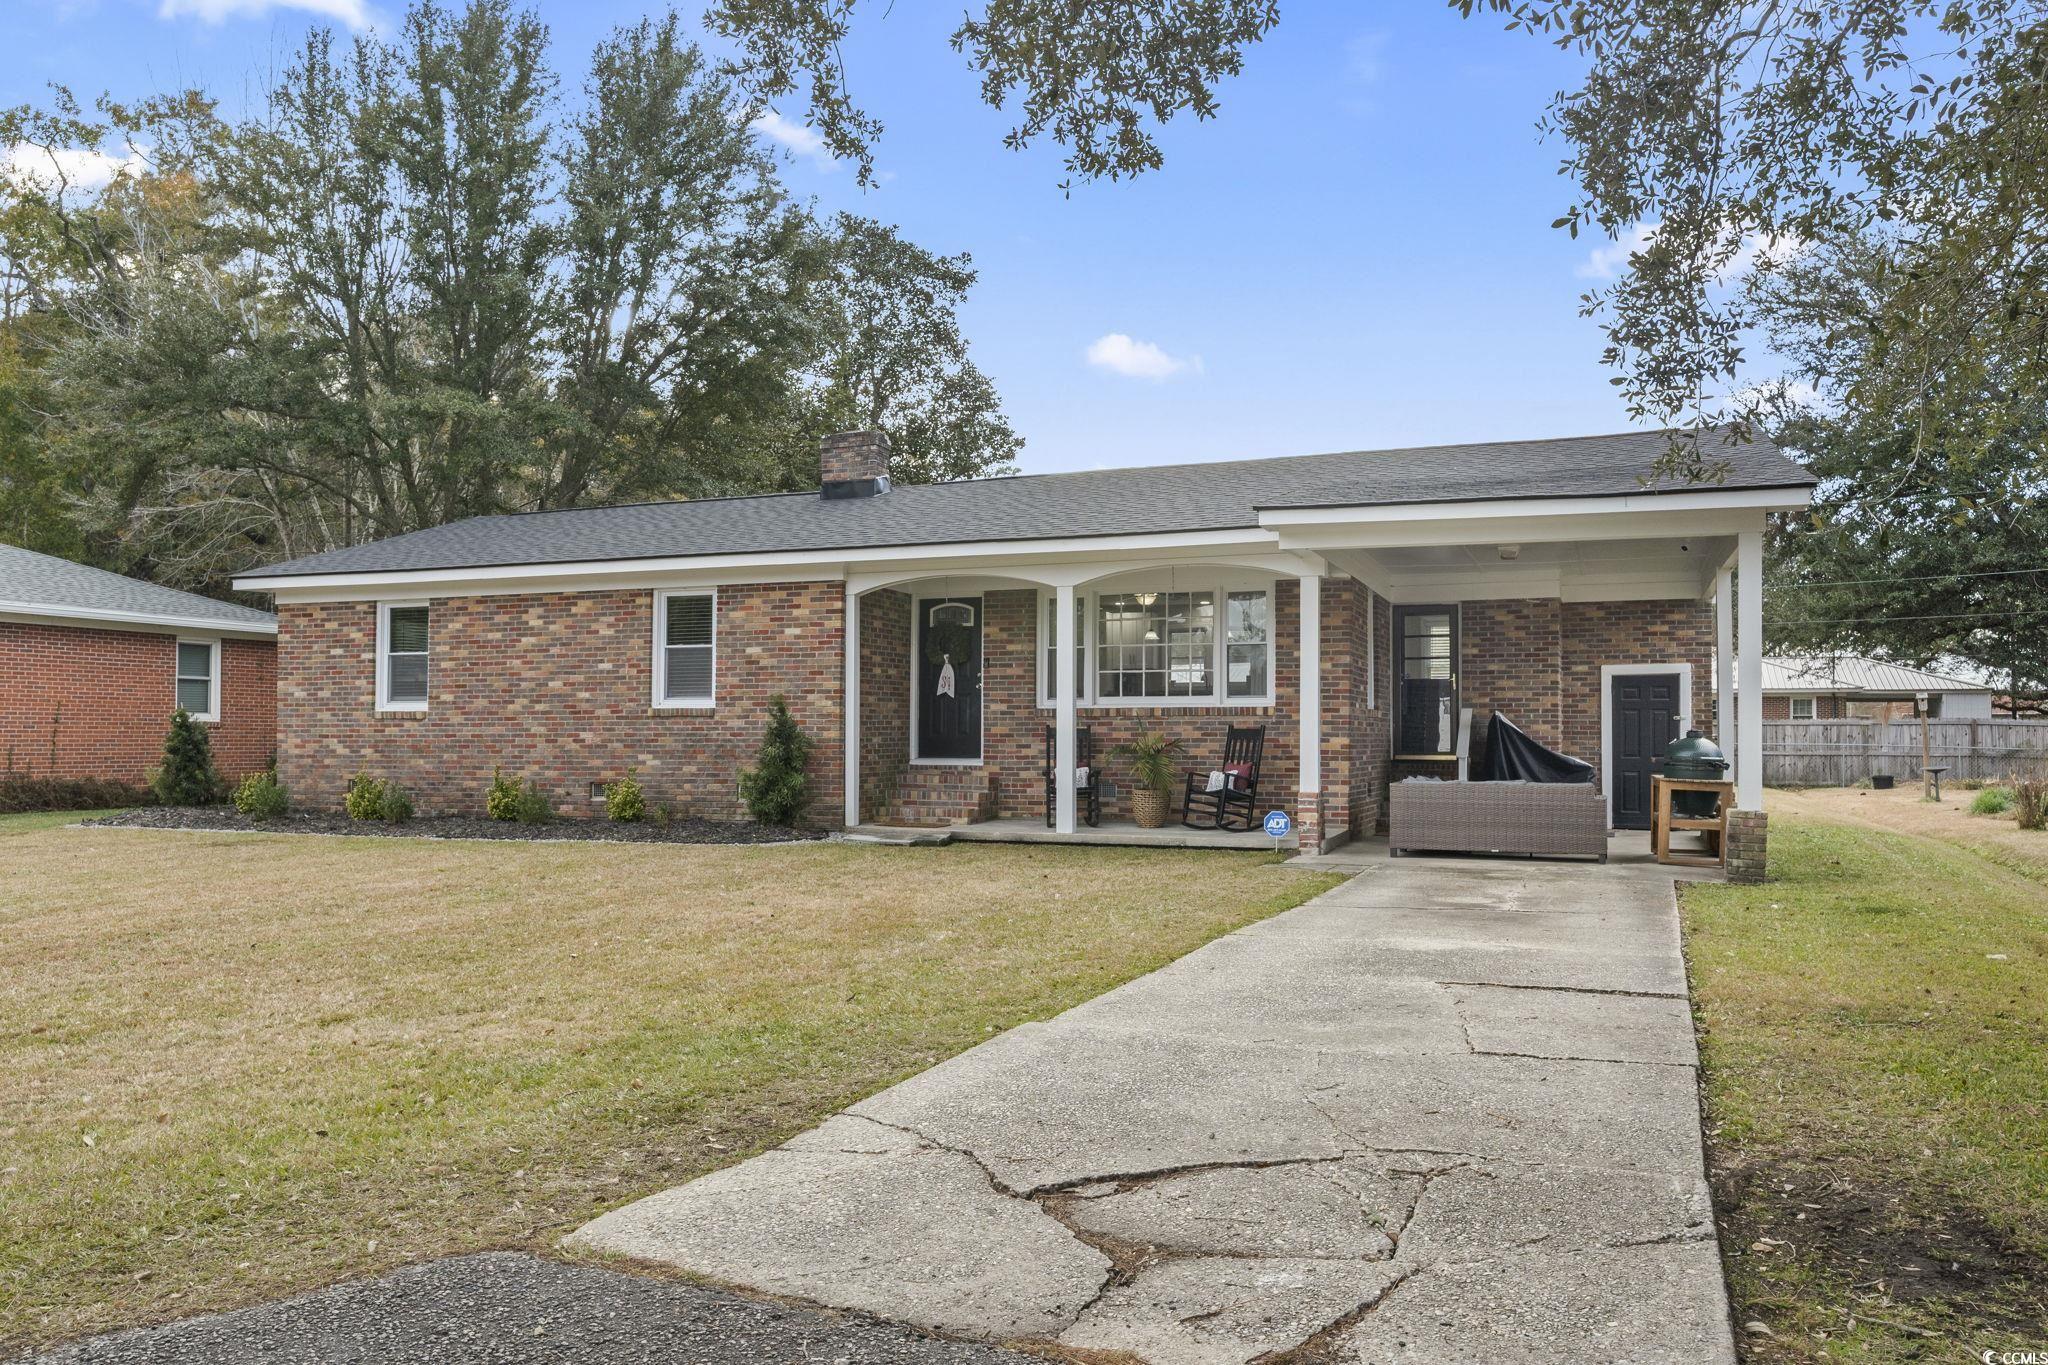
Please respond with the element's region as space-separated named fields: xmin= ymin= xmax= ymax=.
xmin=1726 ymin=808 xmax=1768 ymax=883
xmin=1298 ymin=571 xmax=1322 ymax=853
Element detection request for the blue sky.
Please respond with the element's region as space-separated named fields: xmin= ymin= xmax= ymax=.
xmin=5 ymin=0 xmax=1638 ymax=476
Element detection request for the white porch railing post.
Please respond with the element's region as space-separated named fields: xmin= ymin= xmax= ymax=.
xmin=1715 ymin=563 xmax=1735 ymax=764
xmin=1736 ymin=531 xmax=1765 ymax=810
xmin=1298 ymin=572 xmax=1322 ymax=850
xmin=1055 ymin=582 xmax=1078 ymax=834
xmin=843 ymin=585 xmax=862 ymax=828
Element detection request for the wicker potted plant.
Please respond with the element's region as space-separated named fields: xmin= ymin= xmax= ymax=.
xmin=1117 ymin=733 xmax=1185 ymax=828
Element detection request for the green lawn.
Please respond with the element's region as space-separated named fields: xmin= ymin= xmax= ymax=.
xmin=1683 ymin=810 xmax=2048 ymax=1359
xmin=0 ymin=813 xmax=1340 ymax=1350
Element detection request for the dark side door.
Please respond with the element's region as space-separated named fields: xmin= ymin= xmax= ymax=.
xmin=916 ymin=597 xmax=982 ymax=761
xmin=1610 ymin=671 xmax=1681 ymax=829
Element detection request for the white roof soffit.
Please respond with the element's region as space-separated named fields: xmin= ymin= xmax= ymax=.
xmin=235 ymin=527 xmax=1295 ymax=600
xmin=0 ymin=600 xmax=279 ymax=637
xmin=1260 ymin=486 xmax=1808 ymax=550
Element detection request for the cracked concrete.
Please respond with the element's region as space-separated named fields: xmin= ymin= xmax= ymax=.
xmin=569 ymin=855 xmax=1735 ymax=1363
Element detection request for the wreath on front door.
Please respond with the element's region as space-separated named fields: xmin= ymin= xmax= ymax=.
xmin=923 ymin=617 xmax=977 ymax=670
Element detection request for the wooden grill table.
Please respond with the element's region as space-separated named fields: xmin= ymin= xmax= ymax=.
xmin=1650 ymin=775 xmax=1734 ymax=868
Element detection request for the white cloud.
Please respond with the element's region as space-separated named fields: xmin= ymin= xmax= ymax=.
xmin=1576 ymin=221 xmax=1657 ymax=280
xmin=1578 ymin=220 xmax=1808 ymax=285
xmin=158 ymin=0 xmax=372 ymax=27
xmin=3 ymin=142 xmax=148 ymax=194
xmin=1084 ymin=333 xmax=1202 ymax=381
xmin=1346 ymin=32 xmax=1389 ymax=84
xmin=749 ymin=110 xmax=837 ymax=171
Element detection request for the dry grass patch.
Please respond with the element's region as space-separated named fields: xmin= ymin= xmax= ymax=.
xmin=0 ymin=820 xmax=1340 ymax=1349
xmin=1772 ymin=784 xmax=2048 ymax=882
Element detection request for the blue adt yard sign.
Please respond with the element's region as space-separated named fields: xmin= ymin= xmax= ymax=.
xmin=1263 ymin=810 xmax=1292 ymax=842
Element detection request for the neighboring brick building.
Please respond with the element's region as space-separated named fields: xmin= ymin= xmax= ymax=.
xmin=1 ymin=544 xmax=277 ymax=785
xmin=237 ymin=428 xmax=1812 ymax=867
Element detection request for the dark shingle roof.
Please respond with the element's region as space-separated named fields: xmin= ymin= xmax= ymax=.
xmin=240 ymin=428 xmax=1813 ymax=581
xmin=1 ymin=543 xmax=277 ymax=630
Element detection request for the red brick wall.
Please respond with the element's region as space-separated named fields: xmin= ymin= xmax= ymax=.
xmin=978 ymin=584 xmax=1303 ymax=831
xmin=275 ymin=583 xmax=845 ymax=822
xmin=1560 ymin=599 xmax=1714 ymax=788
xmin=1461 ymin=598 xmax=1564 ymax=776
xmin=1346 ymin=587 xmax=1392 ymax=837
xmin=874 ymin=579 xmax=1384 ymax=849
xmin=0 ymin=620 xmax=275 ymax=785
xmin=858 ymin=589 xmax=910 ymax=820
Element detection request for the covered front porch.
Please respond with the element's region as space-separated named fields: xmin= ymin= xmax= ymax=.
xmin=836 ymin=491 xmax=1777 ymax=861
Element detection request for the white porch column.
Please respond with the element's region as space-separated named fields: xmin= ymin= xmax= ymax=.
xmin=1298 ymin=572 xmax=1322 ymax=848
xmin=1715 ymin=563 xmax=1735 ymax=763
xmin=843 ymin=586 xmax=861 ymax=828
xmin=1054 ymin=582 xmax=1078 ymax=834
xmin=1736 ymin=530 xmax=1765 ymax=810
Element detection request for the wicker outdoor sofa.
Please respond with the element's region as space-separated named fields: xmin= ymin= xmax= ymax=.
xmin=1387 ymin=780 xmax=1608 ymax=861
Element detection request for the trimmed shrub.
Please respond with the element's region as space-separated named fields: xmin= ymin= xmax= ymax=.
xmin=739 ymin=694 xmax=812 ymax=827
xmin=485 ymin=766 xmax=522 ymax=821
xmin=344 ymin=773 xmax=386 ymax=821
xmin=150 ymin=710 xmax=221 ymax=807
xmin=605 ymin=774 xmax=646 ymax=823
xmin=0 ymin=776 xmax=152 ymax=814
xmin=1970 ymin=786 xmax=2015 ymax=816
xmin=378 ymin=783 xmax=415 ymax=824
xmin=511 ymin=782 xmax=551 ymax=824
xmin=232 ymin=770 xmax=290 ymax=821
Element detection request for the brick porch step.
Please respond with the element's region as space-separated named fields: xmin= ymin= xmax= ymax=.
xmin=886 ymin=766 xmax=997 ymax=827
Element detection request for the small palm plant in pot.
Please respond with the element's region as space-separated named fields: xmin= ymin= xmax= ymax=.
xmin=1116 ymin=733 xmax=1186 ymax=828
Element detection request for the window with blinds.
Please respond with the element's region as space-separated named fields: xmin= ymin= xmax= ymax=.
xmin=380 ymin=604 xmax=430 ymax=709
xmin=659 ymin=592 xmax=716 ymax=705
xmin=175 ymin=641 xmax=216 ymax=718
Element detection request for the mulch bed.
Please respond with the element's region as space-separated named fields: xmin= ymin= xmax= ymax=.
xmin=82 ymin=806 xmax=828 ymax=845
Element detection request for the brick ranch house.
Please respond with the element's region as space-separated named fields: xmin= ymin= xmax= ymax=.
xmin=233 ymin=429 xmax=1813 ymax=861
xmin=2 ymin=543 xmax=278 ymax=784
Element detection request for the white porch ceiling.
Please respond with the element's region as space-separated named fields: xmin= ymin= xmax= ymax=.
xmin=1326 ymin=534 xmax=1735 ymax=604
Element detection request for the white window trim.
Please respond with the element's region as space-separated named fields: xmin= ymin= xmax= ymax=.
xmin=1036 ymin=579 xmax=1278 ymax=710
xmin=1787 ymin=695 xmax=1817 ymax=720
xmin=376 ymin=600 xmax=430 ymax=713
xmin=652 ymin=588 xmax=718 ymax=709
xmin=174 ymin=636 xmax=220 ymax=723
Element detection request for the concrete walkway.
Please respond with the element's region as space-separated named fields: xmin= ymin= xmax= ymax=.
xmin=571 ymin=856 xmax=1735 ymax=1364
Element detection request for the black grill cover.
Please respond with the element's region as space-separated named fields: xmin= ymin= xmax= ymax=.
xmin=1479 ymin=711 xmax=1596 ymax=784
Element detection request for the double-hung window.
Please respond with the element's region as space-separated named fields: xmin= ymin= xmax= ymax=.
xmin=655 ymin=590 xmax=716 ymax=707
xmin=1788 ymin=696 xmax=1816 ymax=720
xmin=175 ymin=640 xmax=218 ymax=721
xmin=378 ymin=603 xmax=430 ymax=711
xmin=1041 ymin=582 xmax=1275 ymax=706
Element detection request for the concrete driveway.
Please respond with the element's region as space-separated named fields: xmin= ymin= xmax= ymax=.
xmin=572 ymin=856 xmax=1734 ymax=1364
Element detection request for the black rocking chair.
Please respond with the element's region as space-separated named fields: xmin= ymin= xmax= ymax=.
xmin=1044 ymin=725 xmax=1102 ymax=828
xmin=1181 ymin=725 xmax=1267 ymax=831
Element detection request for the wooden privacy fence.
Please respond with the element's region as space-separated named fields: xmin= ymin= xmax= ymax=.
xmin=1763 ymin=718 xmax=2048 ymax=787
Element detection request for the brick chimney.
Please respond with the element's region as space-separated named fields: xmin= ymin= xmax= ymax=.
xmin=819 ymin=430 xmax=892 ymax=499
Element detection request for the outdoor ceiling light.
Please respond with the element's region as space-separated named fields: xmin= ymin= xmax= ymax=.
xmin=1497 ymin=544 xmax=1521 ymax=560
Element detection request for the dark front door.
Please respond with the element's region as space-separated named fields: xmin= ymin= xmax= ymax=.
xmin=1610 ymin=671 xmax=1681 ymax=830
xmin=916 ymin=597 xmax=982 ymax=761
